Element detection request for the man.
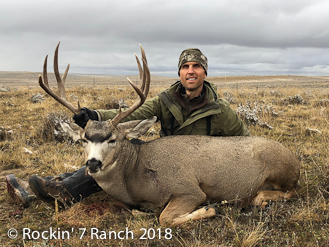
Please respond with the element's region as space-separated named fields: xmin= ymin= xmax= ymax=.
xmin=6 ymin=48 xmax=250 ymax=207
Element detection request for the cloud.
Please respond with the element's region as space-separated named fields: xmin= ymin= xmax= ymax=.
xmin=0 ymin=0 xmax=329 ymax=76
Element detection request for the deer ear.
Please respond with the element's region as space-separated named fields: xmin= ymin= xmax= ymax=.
xmin=59 ymin=121 xmax=83 ymax=142
xmin=117 ymin=116 xmax=157 ymax=139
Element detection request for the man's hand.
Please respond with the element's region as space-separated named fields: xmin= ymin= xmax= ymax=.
xmin=73 ymin=107 xmax=98 ymax=128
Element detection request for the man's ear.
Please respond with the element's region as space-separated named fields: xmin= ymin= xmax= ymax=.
xmin=117 ymin=116 xmax=157 ymax=139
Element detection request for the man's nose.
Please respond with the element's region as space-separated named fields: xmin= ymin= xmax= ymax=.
xmin=187 ymin=65 xmax=195 ymax=74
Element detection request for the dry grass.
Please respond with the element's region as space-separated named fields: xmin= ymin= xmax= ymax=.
xmin=1 ymin=76 xmax=329 ymax=246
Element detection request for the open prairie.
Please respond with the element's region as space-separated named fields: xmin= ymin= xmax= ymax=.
xmin=0 ymin=72 xmax=328 ymax=246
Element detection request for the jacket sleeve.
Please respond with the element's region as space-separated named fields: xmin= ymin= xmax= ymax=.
xmin=96 ymin=96 xmax=163 ymax=122
xmin=217 ymin=100 xmax=250 ymax=136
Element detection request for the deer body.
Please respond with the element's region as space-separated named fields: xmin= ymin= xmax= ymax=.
xmin=85 ymin=119 xmax=300 ymax=225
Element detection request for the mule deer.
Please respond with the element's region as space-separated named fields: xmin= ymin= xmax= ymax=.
xmin=38 ymin=43 xmax=300 ymax=226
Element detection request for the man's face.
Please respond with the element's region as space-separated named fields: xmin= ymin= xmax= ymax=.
xmin=179 ymin=62 xmax=207 ymax=93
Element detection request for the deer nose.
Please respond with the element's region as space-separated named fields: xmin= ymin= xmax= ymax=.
xmin=86 ymin=158 xmax=102 ymax=173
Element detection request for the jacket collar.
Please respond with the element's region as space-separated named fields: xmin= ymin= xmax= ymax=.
xmin=159 ymin=80 xmax=221 ymax=127
xmin=173 ymin=84 xmax=208 ymax=114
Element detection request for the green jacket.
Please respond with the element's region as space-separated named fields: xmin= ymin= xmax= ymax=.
xmin=97 ymin=81 xmax=250 ymax=137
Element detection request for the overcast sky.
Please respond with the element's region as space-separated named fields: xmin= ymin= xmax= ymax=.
xmin=1 ymin=0 xmax=329 ymax=77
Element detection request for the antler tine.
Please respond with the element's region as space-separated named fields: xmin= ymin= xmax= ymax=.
xmin=139 ymin=43 xmax=147 ymax=65
xmin=136 ymin=44 xmax=148 ymax=92
xmin=141 ymin=56 xmax=150 ymax=96
xmin=62 ymin=63 xmax=70 ymax=89
xmin=54 ymin=42 xmax=68 ymax=99
xmin=136 ymin=44 xmax=150 ymax=99
xmin=38 ymin=43 xmax=81 ymax=115
xmin=111 ymin=45 xmax=151 ymax=127
xmin=127 ymin=77 xmax=146 ymax=101
xmin=135 ymin=53 xmax=143 ymax=82
xmin=42 ymin=55 xmax=49 ymax=88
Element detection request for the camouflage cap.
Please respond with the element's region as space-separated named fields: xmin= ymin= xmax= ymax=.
xmin=178 ymin=48 xmax=208 ymax=75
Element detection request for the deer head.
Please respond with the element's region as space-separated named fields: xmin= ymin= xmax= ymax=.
xmin=39 ymin=43 xmax=152 ymax=174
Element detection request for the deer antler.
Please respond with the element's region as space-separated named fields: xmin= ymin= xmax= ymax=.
xmin=111 ymin=44 xmax=150 ymax=127
xmin=38 ymin=42 xmax=81 ymax=114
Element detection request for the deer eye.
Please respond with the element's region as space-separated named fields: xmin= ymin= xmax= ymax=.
xmin=108 ymin=139 xmax=116 ymax=144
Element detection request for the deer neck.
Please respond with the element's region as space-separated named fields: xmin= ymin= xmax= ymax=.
xmin=90 ymin=138 xmax=141 ymax=204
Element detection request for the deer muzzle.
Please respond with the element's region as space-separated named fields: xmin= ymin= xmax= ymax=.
xmin=86 ymin=158 xmax=102 ymax=173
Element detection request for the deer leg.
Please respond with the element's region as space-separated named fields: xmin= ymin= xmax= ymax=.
xmin=159 ymin=193 xmax=216 ymax=226
xmin=171 ymin=206 xmax=217 ymax=225
xmin=251 ymin=190 xmax=296 ymax=208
